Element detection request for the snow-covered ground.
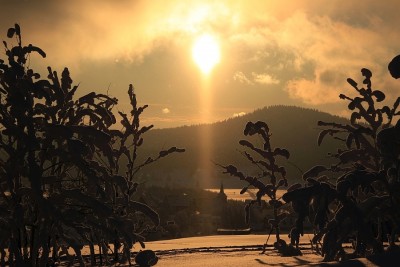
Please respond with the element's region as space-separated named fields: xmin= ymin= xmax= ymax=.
xmin=6 ymin=234 xmax=397 ymax=266
xmin=144 ymin=235 xmax=398 ymax=267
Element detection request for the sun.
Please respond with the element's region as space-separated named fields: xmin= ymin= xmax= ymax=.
xmin=192 ymin=34 xmax=220 ymax=75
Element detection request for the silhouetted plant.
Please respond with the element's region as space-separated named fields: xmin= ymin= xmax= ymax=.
xmin=283 ymin=56 xmax=400 ymax=261
xmin=219 ymin=121 xmax=300 ymax=255
xmin=282 ymin=180 xmax=337 ymax=246
xmin=0 ymin=24 xmax=184 ymax=266
xmin=104 ymin=85 xmax=185 ymax=264
xmin=311 ymin=66 xmax=400 ymax=174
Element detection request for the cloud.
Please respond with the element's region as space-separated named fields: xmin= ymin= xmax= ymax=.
xmin=162 ymin=108 xmax=171 ymax=114
xmin=0 ymin=1 xmax=235 ymax=69
xmin=3 ymin=1 xmax=399 ymax=73
xmin=2 ymin=0 xmax=400 ymax=117
xmin=233 ymin=112 xmax=246 ymax=117
xmin=233 ymin=71 xmax=279 ymax=85
xmin=233 ymin=71 xmax=253 ymax=84
xmin=285 ymin=67 xmax=350 ymax=105
xmin=252 ymin=72 xmax=280 ymax=85
xmin=286 ymin=79 xmax=340 ymax=105
xmin=225 ymin=2 xmax=400 ymax=105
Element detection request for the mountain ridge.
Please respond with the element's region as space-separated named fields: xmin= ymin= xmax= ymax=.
xmin=136 ymin=105 xmax=347 ymax=188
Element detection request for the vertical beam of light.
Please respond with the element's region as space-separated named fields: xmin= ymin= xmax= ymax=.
xmin=192 ymin=33 xmax=220 ymax=188
xmin=199 ymin=76 xmax=212 ymax=188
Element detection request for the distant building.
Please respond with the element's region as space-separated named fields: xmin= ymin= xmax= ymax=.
xmin=216 ymin=182 xmax=227 ymax=203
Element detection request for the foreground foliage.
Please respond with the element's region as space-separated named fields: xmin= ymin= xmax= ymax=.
xmin=283 ymin=56 xmax=400 ymax=261
xmin=0 ymin=24 xmax=184 ymax=266
xmin=220 ymin=55 xmax=400 ymax=261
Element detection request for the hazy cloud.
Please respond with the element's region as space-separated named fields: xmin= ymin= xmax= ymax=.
xmin=234 ymin=71 xmax=279 ymax=86
xmin=252 ymin=72 xmax=280 ymax=85
xmin=0 ymin=1 xmax=235 ymax=68
xmin=225 ymin=1 xmax=400 ymax=105
xmin=233 ymin=71 xmax=252 ymax=84
xmin=2 ymin=1 xmax=398 ymax=79
xmin=286 ymin=78 xmax=341 ymax=105
xmin=285 ymin=67 xmax=349 ymax=105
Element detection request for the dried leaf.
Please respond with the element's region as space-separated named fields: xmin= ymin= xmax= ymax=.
xmin=23 ymin=44 xmax=46 ymax=58
xmin=361 ymin=68 xmax=372 ymax=79
xmin=388 ymin=55 xmax=400 ymax=79
xmin=317 ymin=129 xmax=338 ymax=146
xmin=273 ymin=148 xmax=290 ymax=159
xmin=287 ymin=183 xmax=302 ymax=192
xmin=14 ymin=24 xmax=20 ymax=36
xmin=78 ymin=92 xmax=96 ymax=105
xmin=302 ymin=165 xmax=328 ymax=180
xmin=240 ymin=186 xmax=248 ymax=194
xmin=347 ymin=78 xmax=358 ymax=88
xmin=350 ymin=112 xmax=361 ymax=125
xmin=7 ymin=27 xmax=15 ymax=38
xmin=239 ymin=139 xmax=254 ymax=149
xmin=372 ymin=90 xmax=385 ymax=102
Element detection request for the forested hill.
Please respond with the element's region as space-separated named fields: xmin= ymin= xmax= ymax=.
xmin=136 ymin=106 xmax=348 ymax=188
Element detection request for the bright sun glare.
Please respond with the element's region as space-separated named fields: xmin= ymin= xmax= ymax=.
xmin=192 ymin=34 xmax=220 ymax=75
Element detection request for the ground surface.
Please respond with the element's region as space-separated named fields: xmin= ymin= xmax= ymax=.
xmin=142 ymin=235 xmax=399 ymax=267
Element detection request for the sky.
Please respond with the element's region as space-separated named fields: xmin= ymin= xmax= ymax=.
xmin=1 ymin=0 xmax=400 ymax=128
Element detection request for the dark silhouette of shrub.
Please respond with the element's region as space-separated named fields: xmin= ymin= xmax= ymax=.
xmin=219 ymin=121 xmax=301 ymax=256
xmin=135 ymin=249 xmax=158 ymax=266
xmin=388 ymin=55 xmax=400 ymax=79
xmin=0 ymin=24 xmax=184 ymax=266
xmin=283 ymin=56 xmax=400 ymax=261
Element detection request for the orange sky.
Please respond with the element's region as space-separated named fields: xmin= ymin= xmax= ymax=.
xmin=1 ymin=0 xmax=400 ymax=128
